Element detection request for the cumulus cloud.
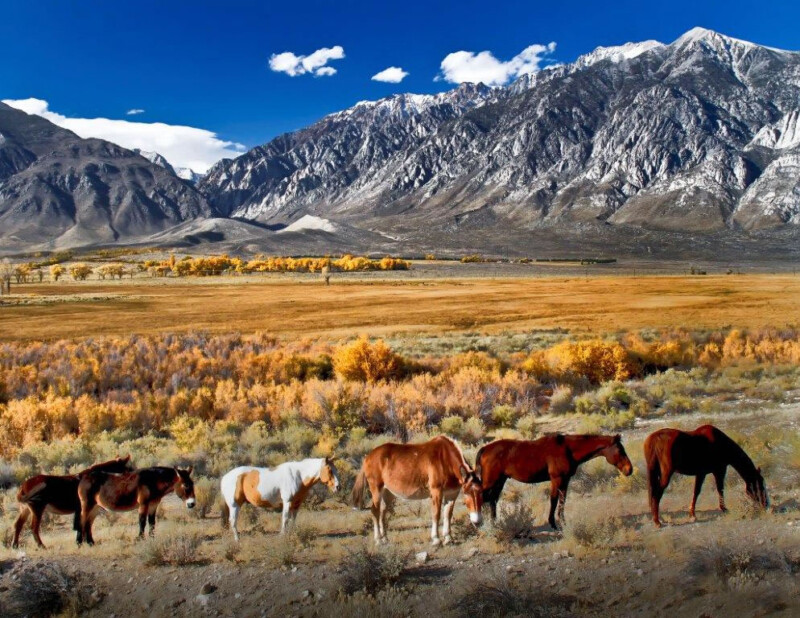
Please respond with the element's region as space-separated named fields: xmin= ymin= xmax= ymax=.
xmin=2 ymin=98 xmax=245 ymax=173
xmin=371 ymin=66 xmax=409 ymax=83
xmin=126 ymin=108 xmax=145 ymax=115
xmin=269 ymin=45 xmax=345 ymax=77
xmin=438 ymin=42 xmax=556 ymax=87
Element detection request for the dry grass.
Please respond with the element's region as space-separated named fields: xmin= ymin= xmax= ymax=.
xmin=2 ymin=274 xmax=799 ymax=342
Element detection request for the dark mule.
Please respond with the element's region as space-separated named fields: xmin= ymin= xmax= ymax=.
xmin=644 ymin=424 xmax=768 ymax=527
xmin=12 ymin=456 xmax=133 ymax=549
xmin=476 ymin=434 xmax=633 ymax=529
xmin=78 ymin=466 xmax=195 ymax=545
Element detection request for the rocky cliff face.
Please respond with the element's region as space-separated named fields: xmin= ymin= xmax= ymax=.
xmin=0 ymin=103 xmax=214 ymax=249
xmin=199 ymin=28 xmax=800 ymax=235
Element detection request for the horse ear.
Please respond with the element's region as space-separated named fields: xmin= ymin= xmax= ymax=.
xmin=614 ymin=434 xmax=621 ymax=443
xmin=757 ymin=467 xmax=762 ymax=474
xmin=186 ymin=465 xmax=193 ymax=475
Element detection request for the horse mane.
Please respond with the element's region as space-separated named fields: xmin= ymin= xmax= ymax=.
xmin=716 ymin=430 xmax=759 ymax=481
xmin=436 ymin=435 xmax=472 ymax=473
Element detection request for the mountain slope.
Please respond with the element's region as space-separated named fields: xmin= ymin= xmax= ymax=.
xmin=199 ymin=28 xmax=800 ymax=237
xmin=0 ymin=103 xmax=214 ymax=249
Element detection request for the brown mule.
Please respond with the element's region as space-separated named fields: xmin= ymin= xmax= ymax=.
xmin=351 ymin=435 xmax=483 ymax=545
xmin=12 ymin=456 xmax=133 ymax=549
xmin=476 ymin=434 xmax=633 ymax=529
xmin=78 ymin=466 xmax=195 ymax=545
xmin=644 ymin=424 xmax=768 ymax=527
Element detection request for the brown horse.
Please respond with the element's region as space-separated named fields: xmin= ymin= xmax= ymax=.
xmin=644 ymin=424 xmax=768 ymax=527
xmin=78 ymin=466 xmax=195 ymax=545
xmin=12 ymin=455 xmax=133 ymax=549
xmin=351 ymin=435 xmax=483 ymax=545
xmin=476 ymin=434 xmax=633 ymax=529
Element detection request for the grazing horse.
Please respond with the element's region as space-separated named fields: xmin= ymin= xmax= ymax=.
xmin=477 ymin=434 xmax=633 ymax=529
xmin=12 ymin=455 xmax=133 ymax=549
xmin=220 ymin=457 xmax=341 ymax=541
xmin=351 ymin=435 xmax=484 ymax=545
xmin=77 ymin=466 xmax=195 ymax=544
xmin=644 ymin=424 xmax=768 ymax=527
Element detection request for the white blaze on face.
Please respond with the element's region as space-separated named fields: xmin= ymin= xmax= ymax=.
xmin=470 ymin=511 xmax=482 ymax=525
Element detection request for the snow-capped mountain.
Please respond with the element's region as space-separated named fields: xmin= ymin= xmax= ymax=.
xmin=134 ymin=148 xmax=203 ymax=184
xmin=199 ymin=27 xmax=800 ymax=238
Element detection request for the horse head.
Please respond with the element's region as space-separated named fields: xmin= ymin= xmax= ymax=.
xmin=746 ymin=467 xmax=769 ymax=509
xmin=460 ymin=465 xmax=484 ymax=527
xmin=605 ymin=435 xmax=633 ymax=476
xmin=320 ymin=457 xmax=341 ymax=493
xmin=174 ymin=466 xmax=196 ymax=509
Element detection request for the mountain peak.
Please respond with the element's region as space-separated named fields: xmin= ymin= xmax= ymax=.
xmin=673 ymin=26 xmax=795 ymax=54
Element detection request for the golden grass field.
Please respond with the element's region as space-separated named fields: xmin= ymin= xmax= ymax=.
xmin=2 ymin=273 xmax=799 ymax=342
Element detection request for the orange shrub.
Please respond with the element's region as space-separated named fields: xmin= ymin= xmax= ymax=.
xmin=333 ymin=337 xmax=406 ymax=383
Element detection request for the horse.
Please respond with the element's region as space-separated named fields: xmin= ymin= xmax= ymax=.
xmin=476 ymin=434 xmax=633 ymax=529
xmin=644 ymin=424 xmax=768 ymax=528
xmin=12 ymin=455 xmax=133 ymax=549
xmin=350 ymin=435 xmax=484 ymax=546
xmin=77 ymin=466 xmax=195 ymax=544
xmin=220 ymin=457 xmax=341 ymax=541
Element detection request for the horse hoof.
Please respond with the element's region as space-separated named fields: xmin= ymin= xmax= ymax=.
xmin=431 ymin=538 xmax=441 ymax=546
xmin=443 ymin=535 xmax=452 ymax=545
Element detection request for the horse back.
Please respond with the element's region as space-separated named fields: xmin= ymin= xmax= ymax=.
xmin=646 ymin=427 xmax=720 ymax=475
xmin=366 ymin=438 xmax=462 ymax=492
xmin=478 ymin=438 xmax=556 ymax=484
xmin=18 ymin=474 xmax=81 ymax=512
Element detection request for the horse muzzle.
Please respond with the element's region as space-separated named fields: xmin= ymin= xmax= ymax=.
xmin=186 ymin=498 xmax=196 ymax=509
xmin=470 ymin=511 xmax=483 ymax=527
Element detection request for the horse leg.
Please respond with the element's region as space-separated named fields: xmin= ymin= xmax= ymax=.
xmin=429 ymin=488 xmax=443 ymax=545
xmin=147 ymin=501 xmax=160 ymax=537
xmin=648 ymin=460 xmax=671 ymax=528
xmin=378 ymin=489 xmax=394 ymax=544
xmin=138 ymin=503 xmax=148 ymax=539
xmin=556 ymin=477 xmax=570 ymax=527
xmin=280 ymin=502 xmax=291 ymax=534
xmin=229 ymin=503 xmax=241 ymax=541
xmin=82 ymin=505 xmax=99 ymax=546
xmin=690 ymin=475 xmax=706 ymax=521
xmin=548 ymin=476 xmax=563 ymax=530
xmin=442 ymin=498 xmax=456 ymax=545
xmin=485 ymin=475 xmax=507 ymax=522
xmin=713 ymin=468 xmax=728 ymax=513
xmin=73 ymin=510 xmax=83 ymax=545
xmin=12 ymin=505 xmax=30 ymax=549
xmin=30 ymin=506 xmax=46 ymax=549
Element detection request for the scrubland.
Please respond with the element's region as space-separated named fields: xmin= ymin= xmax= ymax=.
xmin=1 ymin=270 xmax=799 ymax=616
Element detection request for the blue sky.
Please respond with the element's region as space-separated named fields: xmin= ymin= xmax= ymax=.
xmin=2 ymin=0 xmax=799 ymax=170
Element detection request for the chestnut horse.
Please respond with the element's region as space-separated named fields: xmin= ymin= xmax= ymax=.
xmin=220 ymin=457 xmax=341 ymax=541
xmin=12 ymin=455 xmax=133 ymax=549
xmin=351 ymin=435 xmax=483 ymax=545
xmin=644 ymin=424 xmax=768 ymax=527
xmin=476 ymin=434 xmax=633 ymax=529
xmin=77 ymin=466 xmax=195 ymax=544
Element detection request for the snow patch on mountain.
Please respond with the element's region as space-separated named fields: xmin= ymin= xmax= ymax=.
xmin=279 ymin=215 xmax=338 ymax=233
xmin=575 ymin=40 xmax=664 ymax=69
xmin=749 ymin=110 xmax=800 ymax=150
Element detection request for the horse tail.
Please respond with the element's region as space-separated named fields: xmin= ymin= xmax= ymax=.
xmin=17 ymin=479 xmax=46 ymax=504
xmin=644 ymin=434 xmax=661 ymax=497
xmin=350 ymin=468 xmax=368 ymax=510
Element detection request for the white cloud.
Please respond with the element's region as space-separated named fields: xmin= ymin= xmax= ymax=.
xmin=269 ymin=45 xmax=345 ymax=77
xmin=126 ymin=108 xmax=145 ymax=115
xmin=438 ymin=42 xmax=556 ymax=87
xmin=371 ymin=66 xmax=409 ymax=83
xmin=2 ymin=98 xmax=245 ymax=173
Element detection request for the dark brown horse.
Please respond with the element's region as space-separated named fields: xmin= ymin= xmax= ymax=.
xmin=476 ymin=434 xmax=633 ymax=529
xmin=12 ymin=455 xmax=133 ymax=549
xmin=78 ymin=466 xmax=195 ymax=545
xmin=644 ymin=424 xmax=768 ymax=527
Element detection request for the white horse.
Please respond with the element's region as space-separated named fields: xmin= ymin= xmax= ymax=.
xmin=220 ymin=457 xmax=340 ymax=541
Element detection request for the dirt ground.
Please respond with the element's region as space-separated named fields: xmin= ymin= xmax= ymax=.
xmin=2 ymin=405 xmax=798 ymax=617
